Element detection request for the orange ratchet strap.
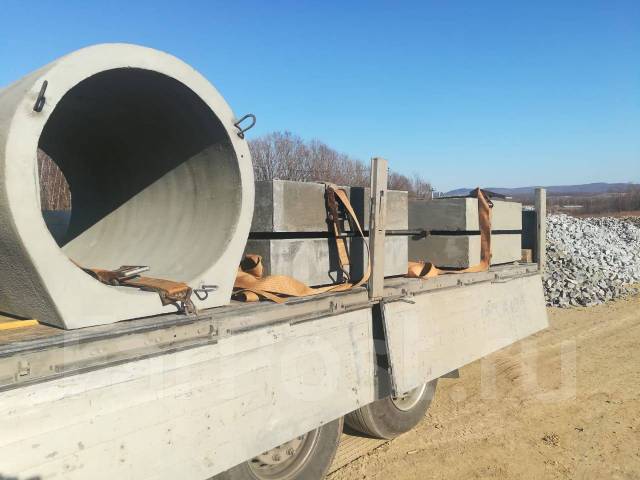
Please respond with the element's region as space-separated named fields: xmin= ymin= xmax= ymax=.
xmin=80 ymin=265 xmax=196 ymax=313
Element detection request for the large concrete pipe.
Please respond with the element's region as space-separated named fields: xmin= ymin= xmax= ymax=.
xmin=0 ymin=44 xmax=254 ymax=329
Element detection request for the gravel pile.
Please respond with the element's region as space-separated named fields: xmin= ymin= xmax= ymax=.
xmin=544 ymin=215 xmax=640 ymax=307
xmin=621 ymin=216 xmax=640 ymax=229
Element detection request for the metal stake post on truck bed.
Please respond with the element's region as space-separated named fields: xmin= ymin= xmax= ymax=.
xmin=368 ymin=157 xmax=388 ymax=300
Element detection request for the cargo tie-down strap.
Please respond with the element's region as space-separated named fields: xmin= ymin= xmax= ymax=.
xmin=407 ymin=187 xmax=493 ymax=279
xmin=79 ymin=265 xmax=196 ymax=313
xmin=233 ymin=184 xmax=371 ymax=303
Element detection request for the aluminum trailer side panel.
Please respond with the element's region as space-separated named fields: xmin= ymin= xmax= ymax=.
xmin=383 ymin=273 xmax=548 ymax=395
xmin=0 ymin=309 xmax=376 ymax=480
xmin=0 ymin=269 xmax=547 ymax=480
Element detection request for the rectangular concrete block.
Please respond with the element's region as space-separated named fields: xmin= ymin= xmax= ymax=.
xmin=408 ymin=234 xmax=522 ymax=268
xmin=252 ymin=180 xmax=408 ymax=232
xmin=350 ymin=236 xmax=408 ymax=280
xmin=349 ymin=187 xmax=408 ymax=230
xmin=252 ymin=180 xmax=332 ymax=233
xmin=409 ymin=198 xmax=522 ymax=231
xmin=408 ymin=197 xmax=522 ymax=268
xmin=245 ymin=236 xmax=408 ymax=286
xmin=245 ymin=238 xmax=346 ymax=286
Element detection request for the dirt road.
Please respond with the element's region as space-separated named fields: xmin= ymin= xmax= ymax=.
xmin=329 ymin=293 xmax=640 ymax=479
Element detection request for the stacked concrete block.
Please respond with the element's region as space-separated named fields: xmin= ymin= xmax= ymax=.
xmin=252 ymin=181 xmax=339 ymax=232
xmin=409 ymin=197 xmax=522 ymax=268
xmin=244 ymin=238 xmax=348 ymax=285
xmin=349 ymin=187 xmax=409 ymax=230
xmin=349 ymin=236 xmax=409 ymax=280
xmin=246 ymin=180 xmax=409 ymax=286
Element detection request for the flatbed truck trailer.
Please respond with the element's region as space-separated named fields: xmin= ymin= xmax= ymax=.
xmin=0 ymin=44 xmax=549 ymax=480
xmin=0 ymin=262 xmax=547 ymax=480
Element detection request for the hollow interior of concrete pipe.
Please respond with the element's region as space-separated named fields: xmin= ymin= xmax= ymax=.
xmin=38 ymin=68 xmax=241 ymax=281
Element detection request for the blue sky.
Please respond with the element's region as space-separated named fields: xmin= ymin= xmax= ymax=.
xmin=1 ymin=0 xmax=638 ymax=191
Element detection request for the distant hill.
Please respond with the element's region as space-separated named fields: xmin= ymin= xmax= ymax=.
xmin=445 ymin=182 xmax=639 ymax=197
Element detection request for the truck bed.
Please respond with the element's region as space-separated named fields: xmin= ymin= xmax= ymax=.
xmin=0 ymin=263 xmax=539 ymax=392
xmin=0 ymin=262 xmax=546 ymax=480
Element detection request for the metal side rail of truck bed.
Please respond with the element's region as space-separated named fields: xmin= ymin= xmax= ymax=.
xmin=0 ymin=263 xmax=547 ymax=480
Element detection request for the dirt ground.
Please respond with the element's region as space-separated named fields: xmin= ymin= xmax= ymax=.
xmin=329 ymin=293 xmax=640 ymax=480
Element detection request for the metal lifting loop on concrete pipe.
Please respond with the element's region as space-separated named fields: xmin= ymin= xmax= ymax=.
xmin=0 ymin=43 xmax=255 ymax=329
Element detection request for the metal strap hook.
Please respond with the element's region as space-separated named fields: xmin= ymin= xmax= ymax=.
xmin=194 ymin=284 xmax=218 ymax=301
xmin=33 ymin=80 xmax=48 ymax=112
xmin=234 ymin=113 xmax=256 ymax=139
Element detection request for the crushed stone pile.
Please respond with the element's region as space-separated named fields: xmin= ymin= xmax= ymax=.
xmin=621 ymin=216 xmax=640 ymax=229
xmin=544 ymin=215 xmax=640 ymax=307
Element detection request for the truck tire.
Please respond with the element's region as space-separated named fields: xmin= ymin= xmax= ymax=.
xmin=211 ymin=417 xmax=343 ymax=480
xmin=345 ymin=380 xmax=438 ymax=439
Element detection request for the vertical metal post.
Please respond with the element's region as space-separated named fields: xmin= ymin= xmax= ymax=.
xmin=535 ymin=188 xmax=547 ymax=272
xmin=368 ymin=157 xmax=388 ymax=299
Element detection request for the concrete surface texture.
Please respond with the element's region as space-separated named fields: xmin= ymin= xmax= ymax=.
xmin=245 ymin=236 xmax=408 ymax=286
xmin=252 ymin=180 xmax=335 ymax=232
xmin=245 ymin=238 xmax=348 ymax=285
xmin=409 ymin=198 xmax=522 ymax=231
xmin=409 ymin=234 xmax=522 ymax=268
xmin=350 ymin=236 xmax=408 ymax=279
xmin=408 ymin=197 xmax=522 ymax=268
xmin=0 ymin=43 xmax=254 ymax=329
xmin=251 ymin=180 xmax=408 ymax=232
xmin=350 ymin=187 xmax=408 ymax=230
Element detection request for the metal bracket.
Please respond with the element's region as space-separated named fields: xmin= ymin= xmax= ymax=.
xmin=194 ymin=284 xmax=218 ymax=301
xmin=233 ymin=113 xmax=256 ymax=139
xmin=33 ymin=80 xmax=48 ymax=112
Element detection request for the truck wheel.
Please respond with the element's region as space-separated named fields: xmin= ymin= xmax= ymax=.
xmin=345 ymin=380 xmax=438 ymax=439
xmin=212 ymin=417 xmax=343 ymax=480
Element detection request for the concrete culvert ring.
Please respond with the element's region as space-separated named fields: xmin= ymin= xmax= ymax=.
xmin=38 ymin=67 xmax=241 ymax=280
xmin=0 ymin=44 xmax=254 ymax=329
